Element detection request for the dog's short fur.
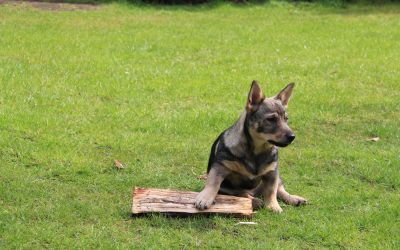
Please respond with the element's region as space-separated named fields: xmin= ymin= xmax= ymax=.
xmin=195 ymin=81 xmax=307 ymax=213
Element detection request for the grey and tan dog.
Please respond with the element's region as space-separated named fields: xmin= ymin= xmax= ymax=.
xmin=195 ymin=81 xmax=307 ymax=213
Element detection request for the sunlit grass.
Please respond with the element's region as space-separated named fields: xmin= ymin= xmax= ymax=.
xmin=0 ymin=1 xmax=399 ymax=248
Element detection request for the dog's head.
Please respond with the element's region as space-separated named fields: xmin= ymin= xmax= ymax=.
xmin=245 ymin=80 xmax=295 ymax=148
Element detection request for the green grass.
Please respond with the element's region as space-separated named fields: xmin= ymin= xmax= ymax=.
xmin=1 ymin=1 xmax=400 ymax=248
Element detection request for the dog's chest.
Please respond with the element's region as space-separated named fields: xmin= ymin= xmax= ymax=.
xmin=223 ymin=155 xmax=277 ymax=179
xmin=244 ymin=159 xmax=277 ymax=178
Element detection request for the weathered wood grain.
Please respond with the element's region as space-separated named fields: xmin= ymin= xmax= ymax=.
xmin=132 ymin=187 xmax=253 ymax=217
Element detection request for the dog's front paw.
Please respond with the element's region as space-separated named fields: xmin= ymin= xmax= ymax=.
xmin=267 ymin=201 xmax=283 ymax=213
xmin=287 ymin=195 xmax=307 ymax=206
xmin=194 ymin=191 xmax=215 ymax=210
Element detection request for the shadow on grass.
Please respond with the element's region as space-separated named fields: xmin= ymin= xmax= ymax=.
xmin=129 ymin=213 xmax=233 ymax=230
xmin=17 ymin=0 xmax=400 ymax=5
xmin=4 ymin=0 xmax=400 ymax=16
xmin=1 ymin=0 xmax=269 ymax=12
xmin=26 ymin=0 xmax=268 ymax=4
xmin=6 ymin=0 xmax=267 ymax=6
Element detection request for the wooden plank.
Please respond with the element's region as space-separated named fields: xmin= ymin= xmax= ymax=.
xmin=132 ymin=187 xmax=253 ymax=217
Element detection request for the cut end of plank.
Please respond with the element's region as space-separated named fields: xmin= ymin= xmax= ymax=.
xmin=132 ymin=187 xmax=253 ymax=218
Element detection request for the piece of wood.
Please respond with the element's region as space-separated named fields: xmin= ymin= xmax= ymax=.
xmin=132 ymin=187 xmax=253 ymax=217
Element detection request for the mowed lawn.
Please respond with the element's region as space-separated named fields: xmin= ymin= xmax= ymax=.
xmin=0 ymin=1 xmax=399 ymax=248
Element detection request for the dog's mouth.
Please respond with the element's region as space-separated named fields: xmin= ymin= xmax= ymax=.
xmin=268 ymin=140 xmax=291 ymax=147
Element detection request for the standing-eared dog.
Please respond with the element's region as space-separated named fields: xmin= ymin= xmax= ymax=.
xmin=195 ymin=81 xmax=307 ymax=213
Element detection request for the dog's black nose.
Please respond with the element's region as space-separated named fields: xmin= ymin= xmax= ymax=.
xmin=286 ymin=133 xmax=295 ymax=142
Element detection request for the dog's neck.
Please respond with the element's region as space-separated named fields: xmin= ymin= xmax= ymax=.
xmin=224 ymin=111 xmax=276 ymax=157
xmin=250 ymin=133 xmax=275 ymax=155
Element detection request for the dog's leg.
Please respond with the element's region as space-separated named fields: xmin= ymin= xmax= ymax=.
xmin=195 ymin=163 xmax=229 ymax=210
xmin=277 ymin=177 xmax=307 ymax=206
xmin=262 ymin=170 xmax=283 ymax=213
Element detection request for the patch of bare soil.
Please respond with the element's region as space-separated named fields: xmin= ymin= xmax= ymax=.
xmin=0 ymin=0 xmax=99 ymax=11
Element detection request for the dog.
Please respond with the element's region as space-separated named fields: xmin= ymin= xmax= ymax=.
xmin=194 ymin=80 xmax=307 ymax=213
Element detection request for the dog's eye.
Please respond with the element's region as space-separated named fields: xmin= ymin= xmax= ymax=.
xmin=284 ymin=113 xmax=289 ymax=121
xmin=266 ymin=117 xmax=277 ymax=122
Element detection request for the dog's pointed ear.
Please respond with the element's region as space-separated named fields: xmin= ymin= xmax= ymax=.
xmin=246 ymin=80 xmax=265 ymax=112
xmin=275 ymin=83 xmax=294 ymax=108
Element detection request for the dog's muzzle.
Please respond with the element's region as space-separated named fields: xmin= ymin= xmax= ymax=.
xmin=268 ymin=133 xmax=295 ymax=147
